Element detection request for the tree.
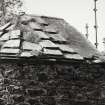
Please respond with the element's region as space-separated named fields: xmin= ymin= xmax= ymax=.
xmin=0 ymin=0 xmax=23 ymax=24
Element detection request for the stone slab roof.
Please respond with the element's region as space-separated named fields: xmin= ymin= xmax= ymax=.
xmin=0 ymin=14 xmax=99 ymax=61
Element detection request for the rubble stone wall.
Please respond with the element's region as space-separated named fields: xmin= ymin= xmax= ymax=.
xmin=0 ymin=62 xmax=105 ymax=105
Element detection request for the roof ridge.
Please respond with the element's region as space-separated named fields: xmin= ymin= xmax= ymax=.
xmin=22 ymin=13 xmax=64 ymax=20
xmin=41 ymin=15 xmax=64 ymax=20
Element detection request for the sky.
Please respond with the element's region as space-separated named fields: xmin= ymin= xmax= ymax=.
xmin=22 ymin=0 xmax=105 ymax=51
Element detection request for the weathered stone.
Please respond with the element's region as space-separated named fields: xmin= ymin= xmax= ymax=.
xmin=37 ymin=73 xmax=48 ymax=82
xmin=41 ymin=96 xmax=56 ymax=105
xmin=3 ymin=78 xmax=11 ymax=85
xmin=27 ymin=98 xmax=40 ymax=105
xmin=27 ymin=88 xmax=45 ymax=97
xmin=13 ymin=95 xmax=24 ymax=103
xmin=47 ymin=87 xmax=57 ymax=96
xmin=16 ymin=102 xmax=30 ymax=105
xmin=0 ymin=98 xmax=5 ymax=105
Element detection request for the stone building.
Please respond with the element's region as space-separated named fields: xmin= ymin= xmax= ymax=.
xmin=0 ymin=14 xmax=104 ymax=105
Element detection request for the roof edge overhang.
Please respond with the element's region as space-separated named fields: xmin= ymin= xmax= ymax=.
xmin=0 ymin=57 xmax=84 ymax=65
xmin=0 ymin=58 xmax=104 ymax=65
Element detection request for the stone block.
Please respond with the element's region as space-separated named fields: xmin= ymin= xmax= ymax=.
xmin=13 ymin=95 xmax=24 ymax=103
xmin=0 ymin=98 xmax=5 ymax=105
xmin=27 ymin=98 xmax=40 ymax=105
xmin=37 ymin=73 xmax=48 ymax=82
xmin=27 ymin=89 xmax=46 ymax=97
xmin=16 ymin=102 xmax=30 ymax=105
xmin=41 ymin=96 xmax=56 ymax=105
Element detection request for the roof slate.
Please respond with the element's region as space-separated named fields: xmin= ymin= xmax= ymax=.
xmin=64 ymin=53 xmax=83 ymax=60
xmin=34 ymin=31 xmax=49 ymax=39
xmin=21 ymin=51 xmax=33 ymax=57
xmin=0 ymin=48 xmax=19 ymax=54
xmin=39 ymin=40 xmax=58 ymax=49
xmin=29 ymin=22 xmax=42 ymax=31
xmin=33 ymin=16 xmax=48 ymax=25
xmin=0 ymin=33 xmax=10 ymax=41
xmin=44 ymin=25 xmax=58 ymax=34
xmin=43 ymin=48 xmax=63 ymax=56
xmin=48 ymin=33 xmax=67 ymax=43
xmin=23 ymin=41 xmax=42 ymax=51
xmin=2 ymin=39 xmax=20 ymax=48
xmin=56 ymin=44 xmax=75 ymax=53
